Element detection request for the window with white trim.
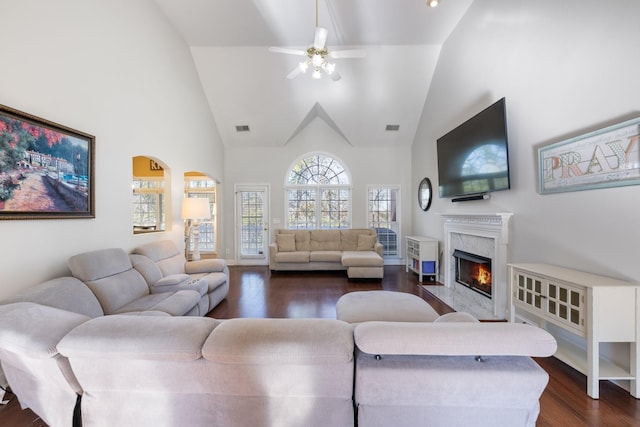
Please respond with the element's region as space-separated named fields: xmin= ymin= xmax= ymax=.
xmin=132 ymin=177 xmax=165 ymax=232
xmin=367 ymin=186 xmax=400 ymax=256
xmin=286 ymin=153 xmax=351 ymax=229
xmin=184 ymin=176 xmax=217 ymax=255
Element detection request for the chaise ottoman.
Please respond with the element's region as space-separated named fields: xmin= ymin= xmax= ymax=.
xmin=336 ymin=291 xmax=439 ymax=323
xmin=341 ymin=251 xmax=384 ymax=279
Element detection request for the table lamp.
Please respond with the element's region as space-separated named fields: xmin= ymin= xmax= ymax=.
xmin=181 ymin=197 xmax=211 ymax=260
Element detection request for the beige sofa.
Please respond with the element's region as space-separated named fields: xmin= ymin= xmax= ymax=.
xmin=269 ymin=228 xmax=385 ymax=278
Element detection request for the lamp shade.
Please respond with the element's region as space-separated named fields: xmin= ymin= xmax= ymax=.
xmin=181 ymin=198 xmax=211 ymax=220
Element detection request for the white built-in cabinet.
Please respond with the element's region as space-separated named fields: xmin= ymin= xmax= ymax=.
xmin=405 ymin=236 xmax=438 ymax=283
xmin=508 ymin=263 xmax=640 ymax=399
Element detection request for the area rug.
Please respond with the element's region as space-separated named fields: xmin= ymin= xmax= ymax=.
xmin=422 ymin=285 xmax=501 ymax=320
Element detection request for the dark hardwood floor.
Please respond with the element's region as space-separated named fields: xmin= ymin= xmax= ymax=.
xmin=1 ymin=265 xmax=639 ymax=426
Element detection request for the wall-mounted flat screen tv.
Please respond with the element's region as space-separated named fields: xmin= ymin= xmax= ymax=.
xmin=436 ymin=97 xmax=510 ymax=199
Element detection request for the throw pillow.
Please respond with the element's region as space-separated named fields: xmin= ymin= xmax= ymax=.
xmin=276 ymin=234 xmax=296 ymax=252
xmin=357 ymin=234 xmax=376 ymax=251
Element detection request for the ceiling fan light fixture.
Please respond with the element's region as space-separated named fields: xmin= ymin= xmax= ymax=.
xmin=428 ymin=0 xmax=440 ymax=7
xmin=323 ymin=62 xmax=336 ymax=75
xmin=311 ymin=53 xmax=323 ymax=68
xmin=298 ymin=61 xmax=309 ymax=73
xmin=312 ymin=69 xmax=322 ymax=79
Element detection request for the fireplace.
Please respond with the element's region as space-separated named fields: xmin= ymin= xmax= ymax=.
xmin=453 ymin=249 xmax=492 ymax=298
xmin=441 ymin=213 xmax=513 ymax=319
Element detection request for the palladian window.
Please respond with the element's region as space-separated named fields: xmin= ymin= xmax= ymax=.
xmin=285 ymin=153 xmax=351 ymax=229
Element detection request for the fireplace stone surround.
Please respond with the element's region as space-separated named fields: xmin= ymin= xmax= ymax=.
xmin=427 ymin=213 xmax=513 ymax=320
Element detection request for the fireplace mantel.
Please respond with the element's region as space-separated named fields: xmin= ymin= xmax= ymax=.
xmin=440 ymin=213 xmax=513 ymax=319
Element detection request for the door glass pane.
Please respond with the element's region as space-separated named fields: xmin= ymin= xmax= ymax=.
xmin=240 ymin=191 xmax=264 ymax=256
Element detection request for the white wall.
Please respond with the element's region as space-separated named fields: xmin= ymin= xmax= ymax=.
xmin=412 ymin=0 xmax=640 ymax=282
xmin=223 ymin=118 xmax=412 ymax=260
xmin=0 ymin=0 xmax=224 ymax=299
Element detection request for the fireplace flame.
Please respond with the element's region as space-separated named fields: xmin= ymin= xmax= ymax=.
xmin=475 ymin=265 xmax=492 ymax=285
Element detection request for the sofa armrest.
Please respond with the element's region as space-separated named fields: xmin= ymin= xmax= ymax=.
xmin=149 ymin=274 xmax=208 ymax=297
xmin=269 ymin=243 xmax=278 ymax=268
xmin=354 ymin=321 xmax=557 ymax=357
xmin=374 ymin=242 xmax=384 ymax=257
xmin=185 ymin=259 xmax=226 ymax=274
xmin=0 ymin=302 xmax=90 ymax=358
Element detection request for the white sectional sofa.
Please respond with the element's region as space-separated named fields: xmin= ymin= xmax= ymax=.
xmin=0 ymin=259 xmax=557 ymax=427
xmin=0 ymin=299 xmax=555 ymax=427
xmin=269 ymin=228 xmax=385 ymax=278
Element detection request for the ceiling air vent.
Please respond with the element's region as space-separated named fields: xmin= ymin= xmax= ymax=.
xmin=385 ymin=124 xmax=400 ymax=131
xmin=235 ymin=125 xmax=250 ymax=132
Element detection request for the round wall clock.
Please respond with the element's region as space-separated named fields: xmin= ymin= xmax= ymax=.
xmin=418 ymin=177 xmax=432 ymax=211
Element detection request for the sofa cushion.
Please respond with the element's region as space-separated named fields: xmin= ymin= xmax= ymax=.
xmin=133 ymin=240 xmax=181 ymax=262
xmin=113 ymin=290 xmax=202 ymax=316
xmin=130 ymin=253 xmax=164 ymax=286
xmin=202 ymin=318 xmax=354 ymax=365
xmin=275 ymin=251 xmax=310 ymax=263
xmin=69 ymin=248 xmax=151 ymax=314
xmin=274 ymin=229 xmax=311 ymax=251
xmin=133 ymin=240 xmax=187 ymax=276
xmin=336 ymin=291 xmax=439 ymax=323
xmin=295 ymin=231 xmax=310 ymax=251
xmin=341 ymin=251 xmax=384 ymax=267
xmin=357 ymin=234 xmax=377 ymax=251
xmin=340 ymin=229 xmax=375 ymax=251
xmin=354 ymin=322 xmax=558 ymax=357
xmin=276 ymin=234 xmax=296 ymax=252
xmin=58 ymin=315 xmax=220 ymax=361
xmin=69 ymin=248 xmax=133 ymax=282
xmin=310 ymin=230 xmax=341 ymax=251
xmin=309 ymin=251 xmax=343 ymax=262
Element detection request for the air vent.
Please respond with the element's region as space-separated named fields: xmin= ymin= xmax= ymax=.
xmin=385 ymin=124 xmax=400 ymax=131
xmin=235 ymin=125 xmax=250 ymax=132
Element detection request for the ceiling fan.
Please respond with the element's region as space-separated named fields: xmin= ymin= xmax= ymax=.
xmin=268 ymin=0 xmax=365 ymax=81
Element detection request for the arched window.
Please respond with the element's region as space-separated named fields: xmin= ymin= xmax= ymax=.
xmin=285 ymin=153 xmax=351 ymax=229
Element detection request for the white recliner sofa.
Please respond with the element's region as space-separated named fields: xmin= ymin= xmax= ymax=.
xmin=68 ymin=247 xmax=204 ymax=316
xmin=132 ymin=240 xmax=230 ymax=312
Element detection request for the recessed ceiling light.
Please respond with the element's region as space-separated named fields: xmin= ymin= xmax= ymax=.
xmin=385 ymin=124 xmax=400 ymax=131
xmin=235 ymin=125 xmax=250 ymax=132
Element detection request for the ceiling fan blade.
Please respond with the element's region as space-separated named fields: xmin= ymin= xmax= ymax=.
xmin=329 ymin=49 xmax=366 ymax=59
xmin=269 ymin=47 xmax=307 ymax=56
xmin=286 ymin=66 xmax=303 ymax=79
xmin=313 ymin=27 xmax=328 ymax=49
xmin=329 ymin=70 xmax=342 ymax=81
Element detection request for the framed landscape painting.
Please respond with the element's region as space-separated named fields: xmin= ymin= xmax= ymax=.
xmin=0 ymin=104 xmax=95 ymax=220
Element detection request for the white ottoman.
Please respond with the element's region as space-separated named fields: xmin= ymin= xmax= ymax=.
xmin=336 ymin=291 xmax=439 ymax=323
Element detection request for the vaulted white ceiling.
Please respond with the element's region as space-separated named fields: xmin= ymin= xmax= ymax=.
xmin=153 ymin=0 xmax=474 ymax=147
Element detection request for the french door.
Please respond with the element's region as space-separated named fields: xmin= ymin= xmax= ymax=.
xmin=235 ymin=184 xmax=269 ymax=265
